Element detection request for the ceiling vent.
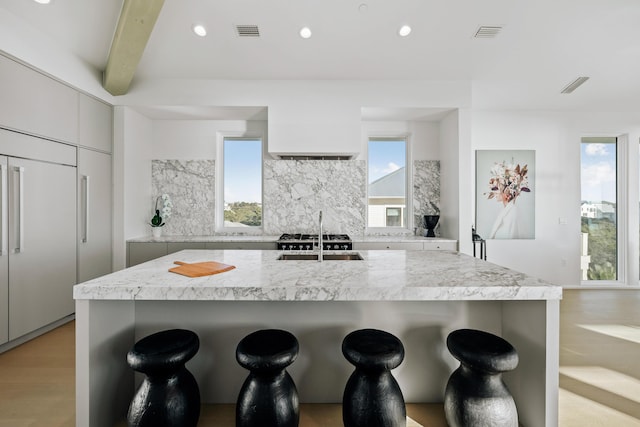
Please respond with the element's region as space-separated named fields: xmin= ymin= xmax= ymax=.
xmin=474 ymin=26 xmax=503 ymax=38
xmin=561 ymin=76 xmax=590 ymax=94
xmin=236 ymin=25 xmax=260 ymax=37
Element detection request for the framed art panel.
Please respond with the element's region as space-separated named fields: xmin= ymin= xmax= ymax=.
xmin=476 ymin=150 xmax=535 ymax=240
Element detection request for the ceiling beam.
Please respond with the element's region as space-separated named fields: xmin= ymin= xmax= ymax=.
xmin=103 ymin=0 xmax=164 ymax=96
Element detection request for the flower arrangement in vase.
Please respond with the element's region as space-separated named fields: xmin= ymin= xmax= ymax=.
xmin=150 ymin=194 xmax=172 ymax=238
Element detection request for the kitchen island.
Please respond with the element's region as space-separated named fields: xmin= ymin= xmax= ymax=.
xmin=74 ymin=249 xmax=561 ymax=427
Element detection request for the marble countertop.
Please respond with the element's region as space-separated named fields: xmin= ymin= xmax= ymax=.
xmin=127 ymin=235 xmax=457 ymax=243
xmin=74 ymin=249 xmax=561 ymax=302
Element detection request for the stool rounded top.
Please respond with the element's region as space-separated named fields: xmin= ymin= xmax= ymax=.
xmin=446 ymin=329 xmax=518 ymax=373
xmin=127 ymin=329 xmax=200 ymax=374
xmin=342 ymin=328 xmax=404 ymax=370
xmin=236 ymin=329 xmax=299 ymax=372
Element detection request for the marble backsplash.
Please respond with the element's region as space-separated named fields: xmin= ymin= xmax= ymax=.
xmin=152 ymin=160 xmax=216 ymax=235
xmin=413 ymin=160 xmax=441 ymax=231
xmin=263 ymin=160 xmax=367 ymax=236
xmin=151 ymin=159 xmax=440 ymax=236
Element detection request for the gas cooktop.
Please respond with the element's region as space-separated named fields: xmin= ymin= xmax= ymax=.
xmin=277 ymin=233 xmax=352 ymax=251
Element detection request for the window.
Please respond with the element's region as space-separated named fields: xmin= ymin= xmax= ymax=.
xmin=580 ymin=137 xmax=617 ymax=281
xmin=222 ymin=137 xmax=263 ymax=228
xmin=385 ymin=207 xmax=402 ymax=227
xmin=368 ymin=137 xmax=407 ymax=228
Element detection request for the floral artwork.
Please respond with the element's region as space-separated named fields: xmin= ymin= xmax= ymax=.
xmin=476 ymin=150 xmax=535 ymax=240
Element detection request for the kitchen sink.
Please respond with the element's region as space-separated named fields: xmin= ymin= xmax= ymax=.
xmin=277 ymin=252 xmax=364 ymax=261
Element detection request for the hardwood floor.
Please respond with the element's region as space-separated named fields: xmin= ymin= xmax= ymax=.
xmin=559 ymin=289 xmax=640 ymax=426
xmin=0 ymin=321 xmax=75 ymax=427
xmin=3 ymin=291 xmax=640 ymax=427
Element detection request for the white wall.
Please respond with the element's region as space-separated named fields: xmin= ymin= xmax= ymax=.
xmin=152 ymin=120 xmax=268 ymax=160
xmin=116 ymin=78 xmax=471 ymax=158
xmin=113 ymin=107 xmax=153 ymax=270
xmin=360 ymin=120 xmax=440 ymax=161
xmin=0 ymin=9 xmax=113 ymax=102
xmin=472 ymin=110 xmax=640 ymax=287
xmin=440 ymin=109 xmax=468 ymax=246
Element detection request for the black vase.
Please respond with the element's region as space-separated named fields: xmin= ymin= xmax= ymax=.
xmin=423 ymin=215 xmax=439 ymax=237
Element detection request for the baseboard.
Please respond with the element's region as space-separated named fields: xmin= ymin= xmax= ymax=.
xmin=0 ymin=313 xmax=75 ymax=354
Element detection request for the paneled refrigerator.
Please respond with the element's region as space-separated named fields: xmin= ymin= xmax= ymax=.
xmin=0 ymin=149 xmax=76 ymax=344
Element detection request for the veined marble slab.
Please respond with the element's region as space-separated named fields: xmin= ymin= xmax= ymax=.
xmin=126 ymin=235 xmax=456 ymax=243
xmin=75 ymin=249 xmax=561 ymax=301
xmin=127 ymin=235 xmax=282 ymax=243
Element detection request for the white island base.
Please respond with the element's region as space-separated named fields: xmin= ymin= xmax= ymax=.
xmin=74 ymin=250 xmax=561 ymax=427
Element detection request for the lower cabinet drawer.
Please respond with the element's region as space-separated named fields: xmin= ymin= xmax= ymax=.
xmin=422 ymin=241 xmax=457 ymax=251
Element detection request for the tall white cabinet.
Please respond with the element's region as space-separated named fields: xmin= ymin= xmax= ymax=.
xmin=78 ymin=148 xmax=112 ymax=282
xmin=78 ymin=93 xmax=113 ymax=283
xmin=0 ymin=131 xmax=77 ymax=343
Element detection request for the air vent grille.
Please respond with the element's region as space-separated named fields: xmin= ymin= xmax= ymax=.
xmin=236 ymin=25 xmax=260 ymax=37
xmin=561 ymin=77 xmax=590 ymax=94
xmin=474 ymin=26 xmax=502 ymax=38
xmin=279 ymin=155 xmax=353 ymax=160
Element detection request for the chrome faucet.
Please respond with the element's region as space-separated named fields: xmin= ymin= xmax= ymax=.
xmin=318 ymin=210 xmax=323 ymax=262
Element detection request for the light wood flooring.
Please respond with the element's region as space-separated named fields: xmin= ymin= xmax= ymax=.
xmin=2 ymin=290 xmax=640 ymax=426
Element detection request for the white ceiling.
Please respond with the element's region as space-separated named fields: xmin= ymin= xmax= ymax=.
xmin=2 ymin=0 xmax=640 ymax=113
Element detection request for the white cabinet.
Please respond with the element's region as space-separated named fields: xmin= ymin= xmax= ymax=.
xmin=78 ymin=149 xmax=112 ymax=283
xmin=353 ymin=241 xmax=458 ymax=251
xmin=354 ymin=242 xmax=424 ymax=250
xmin=423 ymin=241 xmax=457 ymax=251
xmin=0 ymin=54 xmax=78 ymax=143
xmin=78 ymin=94 xmax=112 ymax=153
xmin=0 ymin=142 xmax=77 ymax=342
xmin=0 ymin=157 xmax=7 ymax=344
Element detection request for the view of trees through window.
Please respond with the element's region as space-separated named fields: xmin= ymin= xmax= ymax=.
xmin=223 ymin=138 xmax=262 ymax=227
xmin=580 ymin=137 xmax=617 ymax=281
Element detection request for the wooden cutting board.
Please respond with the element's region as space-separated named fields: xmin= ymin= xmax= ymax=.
xmin=169 ymin=261 xmax=236 ymax=277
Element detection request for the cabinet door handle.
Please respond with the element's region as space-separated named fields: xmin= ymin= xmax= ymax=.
xmin=0 ymin=164 xmax=7 ymax=256
xmin=14 ymin=166 xmax=24 ymax=253
xmin=82 ymin=175 xmax=90 ymax=243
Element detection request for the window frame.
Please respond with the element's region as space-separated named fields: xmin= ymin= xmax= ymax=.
xmin=579 ymin=135 xmax=627 ymax=286
xmin=366 ymin=134 xmax=412 ymax=232
xmin=216 ymin=132 xmax=265 ymax=233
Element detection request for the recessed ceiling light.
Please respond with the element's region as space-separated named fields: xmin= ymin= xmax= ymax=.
xmin=192 ymin=24 xmax=207 ymax=37
xmin=300 ymin=27 xmax=312 ymax=39
xmin=33 ymin=0 xmax=51 ymax=4
xmin=398 ymin=25 xmax=412 ymax=37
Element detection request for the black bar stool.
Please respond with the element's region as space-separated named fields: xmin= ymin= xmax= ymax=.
xmin=126 ymin=328 xmax=201 ymax=427
xmin=342 ymin=328 xmax=406 ymax=427
xmin=444 ymin=328 xmax=519 ymax=427
xmin=236 ymin=329 xmax=300 ymax=427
